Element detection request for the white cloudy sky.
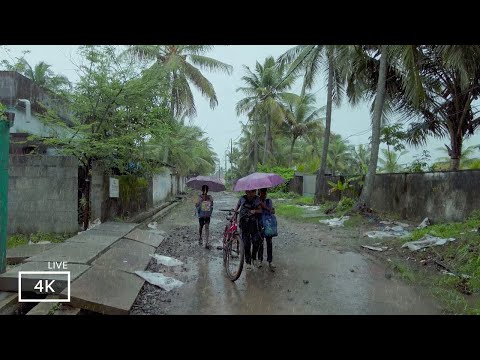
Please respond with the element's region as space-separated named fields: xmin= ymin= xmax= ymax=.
xmin=3 ymin=45 xmax=479 ymax=169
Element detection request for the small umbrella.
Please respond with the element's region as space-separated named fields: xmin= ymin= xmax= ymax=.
xmin=186 ymin=175 xmax=226 ymax=192
xmin=233 ymin=172 xmax=285 ymax=191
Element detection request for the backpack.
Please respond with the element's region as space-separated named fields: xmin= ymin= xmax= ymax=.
xmin=197 ymin=195 xmax=212 ymax=218
xmin=261 ymin=199 xmax=278 ymax=237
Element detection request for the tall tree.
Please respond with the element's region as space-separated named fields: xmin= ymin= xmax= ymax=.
xmin=400 ymin=45 xmax=480 ymax=170
xmin=1 ymin=52 xmax=71 ymax=96
xmin=282 ymin=93 xmax=325 ymax=166
xmin=126 ymin=45 xmax=233 ymax=118
xmin=278 ymin=45 xmax=345 ymax=204
xmin=378 ymin=149 xmax=408 ymax=173
xmin=236 ymin=56 xmax=296 ymax=165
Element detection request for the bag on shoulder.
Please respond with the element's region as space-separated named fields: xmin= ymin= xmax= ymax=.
xmin=262 ymin=213 xmax=278 ymax=237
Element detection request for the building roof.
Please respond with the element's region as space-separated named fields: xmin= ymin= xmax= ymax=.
xmin=0 ymin=71 xmax=72 ymax=124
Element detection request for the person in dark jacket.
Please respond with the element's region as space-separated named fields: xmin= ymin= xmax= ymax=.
xmin=258 ymin=188 xmax=276 ymax=271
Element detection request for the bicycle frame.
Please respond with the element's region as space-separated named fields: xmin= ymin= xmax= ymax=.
xmin=223 ymin=211 xmax=239 ymax=243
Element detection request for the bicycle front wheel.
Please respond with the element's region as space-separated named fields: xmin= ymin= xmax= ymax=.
xmin=224 ymin=233 xmax=244 ymax=281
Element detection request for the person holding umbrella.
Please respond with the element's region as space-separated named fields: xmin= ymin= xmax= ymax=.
xmin=233 ymin=172 xmax=285 ymax=271
xmin=187 ymin=176 xmax=225 ymax=249
xmin=233 ymin=189 xmax=262 ymax=270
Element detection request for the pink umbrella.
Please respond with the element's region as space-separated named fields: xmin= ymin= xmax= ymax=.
xmin=233 ymin=172 xmax=286 ymax=191
xmin=186 ymin=175 xmax=226 ymax=192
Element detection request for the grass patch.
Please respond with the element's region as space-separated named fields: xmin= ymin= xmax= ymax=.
xmin=268 ymin=191 xmax=300 ymax=200
xmin=275 ymin=204 xmax=305 ymax=220
xmin=343 ymin=215 xmax=365 ymax=228
xmin=7 ymin=232 xmax=71 ymax=249
xmin=292 ymin=196 xmax=314 ymax=206
xmin=390 ymin=259 xmax=416 ymax=282
xmin=431 ymin=286 xmax=469 ymax=314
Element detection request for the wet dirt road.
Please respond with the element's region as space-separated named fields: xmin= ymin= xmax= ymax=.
xmin=131 ymin=192 xmax=440 ymax=315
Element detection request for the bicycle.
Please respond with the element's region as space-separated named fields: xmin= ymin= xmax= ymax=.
xmin=219 ymin=209 xmax=245 ymax=281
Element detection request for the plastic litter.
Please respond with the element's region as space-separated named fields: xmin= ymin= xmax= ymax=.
xmin=319 ymin=216 xmax=350 ymax=227
xmin=135 ymin=271 xmax=184 ymax=292
xmin=150 ymin=254 xmax=184 ymax=267
xmin=402 ymin=234 xmax=456 ymax=251
xmin=417 ymin=217 xmax=430 ymax=229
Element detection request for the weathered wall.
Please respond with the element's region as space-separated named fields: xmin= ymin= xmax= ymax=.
xmin=370 ymin=171 xmax=480 ymax=223
xmin=152 ymin=170 xmax=173 ymax=205
xmin=90 ymin=161 xmax=105 ymax=221
xmin=7 ymin=155 xmax=78 ymax=234
xmin=300 ymin=170 xmax=480 ymax=223
xmin=90 ymin=166 xmax=187 ymax=221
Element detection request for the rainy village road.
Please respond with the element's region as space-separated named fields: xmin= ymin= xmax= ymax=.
xmin=131 ymin=192 xmax=440 ymax=315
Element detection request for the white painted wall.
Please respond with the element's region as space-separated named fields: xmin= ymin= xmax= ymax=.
xmin=152 ymin=170 xmax=172 ymax=205
xmin=9 ymin=108 xmax=73 ymax=139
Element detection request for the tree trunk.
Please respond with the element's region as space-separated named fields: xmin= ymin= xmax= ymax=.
xmin=263 ymin=118 xmax=272 ymax=164
xmin=450 ymin=132 xmax=462 ymax=170
xmin=358 ymin=45 xmax=388 ymax=208
xmin=314 ymin=57 xmax=334 ymax=204
xmin=82 ymin=158 xmax=93 ymax=231
xmin=253 ymin=120 xmax=259 ymax=172
xmin=267 ymin=118 xmax=273 ymax=162
xmin=263 ymin=118 xmax=269 ymax=164
xmin=289 ymin=137 xmax=297 ymax=167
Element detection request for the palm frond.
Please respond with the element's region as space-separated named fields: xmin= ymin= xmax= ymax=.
xmin=189 ymin=54 xmax=233 ymax=75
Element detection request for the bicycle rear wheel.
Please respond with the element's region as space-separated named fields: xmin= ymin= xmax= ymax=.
xmin=224 ymin=233 xmax=244 ymax=281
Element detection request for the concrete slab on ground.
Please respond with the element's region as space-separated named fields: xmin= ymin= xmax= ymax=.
xmin=25 ymin=241 xmax=109 ymax=264
xmin=0 ymin=292 xmax=18 ymax=314
xmin=26 ymin=296 xmax=60 ymax=315
xmin=124 ymin=228 xmax=165 ymax=248
xmin=53 ymin=304 xmax=81 ymax=315
xmin=88 ymin=222 xmax=137 ymax=237
xmin=0 ymin=262 xmax=90 ymax=292
xmin=63 ymin=266 xmax=145 ymax=315
xmin=92 ymin=238 xmax=155 ymax=273
xmin=7 ymin=243 xmax=57 ymax=264
xmin=66 ymin=231 xmax=120 ymax=247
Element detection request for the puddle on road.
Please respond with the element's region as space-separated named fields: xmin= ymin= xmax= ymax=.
xmin=136 ymin=192 xmax=440 ymax=315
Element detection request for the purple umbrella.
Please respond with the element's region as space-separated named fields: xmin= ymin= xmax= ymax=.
xmin=186 ymin=175 xmax=226 ymax=192
xmin=233 ymin=172 xmax=286 ymax=191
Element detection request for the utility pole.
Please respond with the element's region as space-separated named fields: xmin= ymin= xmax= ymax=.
xmin=230 ymin=139 xmax=233 ymax=169
xmin=1 ymin=112 xmax=14 ymax=273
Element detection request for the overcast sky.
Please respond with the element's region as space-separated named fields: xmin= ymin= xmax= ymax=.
xmin=3 ymin=45 xmax=480 ymax=169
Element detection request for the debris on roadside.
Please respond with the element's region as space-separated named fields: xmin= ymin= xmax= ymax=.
xmin=135 ymin=271 xmax=184 ymax=292
xmin=362 ymin=245 xmax=387 ymax=252
xmin=417 ymin=217 xmax=431 ymax=229
xmin=364 ymin=225 xmax=410 ymax=239
xmin=88 ymin=218 xmax=101 ymax=230
xmin=319 ymin=216 xmax=350 ymax=227
xmin=380 ymin=220 xmax=410 ymax=228
xmin=402 ymin=234 xmax=456 ymax=251
xmin=150 ymin=254 xmax=184 ymax=267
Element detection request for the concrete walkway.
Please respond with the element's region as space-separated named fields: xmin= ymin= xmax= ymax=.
xmin=0 ymin=219 xmax=168 ymax=315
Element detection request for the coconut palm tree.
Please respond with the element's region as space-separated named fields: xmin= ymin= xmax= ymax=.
xmin=327 ymin=136 xmax=354 ymax=176
xmin=236 ymin=56 xmax=297 ymax=165
xmin=378 ymin=149 xmax=408 ymax=173
xmin=397 ymin=45 xmax=480 ymax=171
xmin=278 ymin=45 xmax=345 ymax=204
xmin=434 ymin=143 xmax=480 ymax=169
xmin=282 ymin=93 xmax=325 ymax=167
xmin=127 ymin=45 xmax=233 ymax=118
xmin=1 ymin=56 xmax=71 ymax=96
xmin=338 ymin=45 xmax=427 ymax=207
